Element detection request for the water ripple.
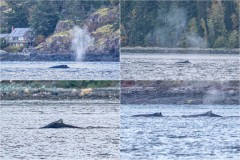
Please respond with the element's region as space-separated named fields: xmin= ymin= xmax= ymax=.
xmin=121 ymin=104 xmax=240 ymax=160
xmin=0 ymin=61 xmax=120 ymax=80
xmin=121 ymin=53 xmax=240 ymax=80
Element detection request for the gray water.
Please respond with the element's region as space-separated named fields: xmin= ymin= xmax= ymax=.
xmin=121 ymin=104 xmax=240 ymax=160
xmin=121 ymin=53 xmax=240 ymax=80
xmin=0 ymin=100 xmax=119 ymax=160
xmin=0 ymin=61 xmax=120 ymax=80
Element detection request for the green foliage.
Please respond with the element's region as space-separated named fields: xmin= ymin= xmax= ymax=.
xmin=0 ymin=38 xmax=8 ymax=49
xmin=213 ymin=36 xmax=226 ymax=48
xmin=0 ymin=0 xmax=8 ymax=7
xmin=94 ymin=24 xmax=113 ymax=35
xmin=188 ymin=18 xmax=198 ymax=34
xmin=200 ymin=18 xmax=208 ymax=42
xmin=228 ymin=30 xmax=239 ymax=48
xmin=35 ymin=35 xmax=45 ymax=45
xmin=4 ymin=1 xmax=29 ymax=32
xmin=55 ymin=81 xmax=119 ymax=89
xmin=95 ymin=8 xmax=111 ymax=16
xmin=4 ymin=46 xmax=24 ymax=53
xmin=29 ymin=1 xmax=59 ymax=36
xmin=1 ymin=0 xmax=115 ymax=35
xmin=121 ymin=0 xmax=239 ymax=48
xmin=121 ymin=1 xmax=158 ymax=46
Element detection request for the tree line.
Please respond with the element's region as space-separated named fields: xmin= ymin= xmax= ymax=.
xmin=121 ymin=0 xmax=239 ymax=48
xmin=1 ymin=0 xmax=118 ymax=37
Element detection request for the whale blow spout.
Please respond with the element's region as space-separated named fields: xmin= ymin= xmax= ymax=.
xmin=49 ymin=65 xmax=70 ymax=68
xmin=71 ymin=26 xmax=94 ymax=61
xmin=182 ymin=110 xmax=222 ymax=117
xmin=40 ymin=119 xmax=80 ymax=129
xmin=132 ymin=112 xmax=163 ymax=117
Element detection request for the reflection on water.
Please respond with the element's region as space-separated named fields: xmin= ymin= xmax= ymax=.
xmin=121 ymin=53 xmax=240 ymax=80
xmin=0 ymin=61 xmax=120 ymax=80
xmin=0 ymin=100 xmax=119 ymax=160
xmin=121 ymin=104 xmax=240 ymax=160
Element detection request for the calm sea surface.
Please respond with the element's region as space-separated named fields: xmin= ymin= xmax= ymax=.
xmin=121 ymin=53 xmax=240 ymax=80
xmin=0 ymin=61 xmax=120 ymax=80
xmin=121 ymin=104 xmax=240 ymax=160
xmin=0 ymin=100 xmax=119 ymax=160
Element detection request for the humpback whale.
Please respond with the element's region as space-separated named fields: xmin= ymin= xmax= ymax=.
xmin=132 ymin=112 xmax=163 ymax=117
xmin=49 ymin=65 xmax=69 ymax=68
xmin=176 ymin=60 xmax=190 ymax=64
xmin=40 ymin=119 xmax=80 ymax=129
xmin=182 ymin=111 xmax=222 ymax=117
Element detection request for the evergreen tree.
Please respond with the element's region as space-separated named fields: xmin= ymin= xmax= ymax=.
xmin=29 ymin=1 xmax=59 ymax=36
xmin=208 ymin=0 xmax=227 ymax=47
xmin=228 ymin=30 xmax=239 ymax=48
xmin=5 ymin=1 xmax=29 ymax=31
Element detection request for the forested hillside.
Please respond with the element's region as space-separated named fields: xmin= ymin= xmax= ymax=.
xmin=1 ymin=0 xmax=118 ymax=36
xmin=121 ymin=0 xmax=239 ymax=48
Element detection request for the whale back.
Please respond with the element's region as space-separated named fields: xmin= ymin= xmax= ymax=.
xmin=50 ymin=65 xmax=69 ymax=68
xmin=153 ymin=112 xmax=163 ymax=117
xmin=40 ymin=119 xmax=81 ymax=129
xmin=132 ymin=112 xmax=163 ymax=117
xmin=182 ymin=110 xmax=221 ymax=117
xmin=40 ymin=119 xmax=64 ymax=128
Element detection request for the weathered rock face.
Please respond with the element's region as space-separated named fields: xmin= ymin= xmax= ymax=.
xmin=87 ymin=7 xmax=119 ymax=32
xmin=86 ymin=7 xmax=119 ymax=57
xmin=35 ymin=20 xmax=74 ymax=54
xmin=54 ymin=20 xmax=74 ymax=33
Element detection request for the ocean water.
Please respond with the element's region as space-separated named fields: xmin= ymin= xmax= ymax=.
xmin=0 ymin=61 xmax=120 ymax=80
xmin=121 ymin=104 xmax=240 ymax=160
xmin=0 ymin=100 xmax=120 ymax=160
xmin=121 ymin=53 xmax=240 ymax=80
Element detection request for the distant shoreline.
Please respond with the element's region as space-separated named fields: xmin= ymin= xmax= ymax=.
xmin=121 ymin=47 xmax=240 ymax=54
xmin=0 ymin=51 xmax=119 ymax=61
xmin=0 ymin=100 xmax=120 ymax=105
xmin=121 ymin=81 xmax=240 ymax=105
xmin=1 ymin=87 xmax=119 ymax=101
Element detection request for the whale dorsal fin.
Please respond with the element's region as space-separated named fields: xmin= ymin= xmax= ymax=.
xmin=206 ymin=111 xmax=212 ymax=115
xmin=56 ymin=119 xmax=63 ymax=124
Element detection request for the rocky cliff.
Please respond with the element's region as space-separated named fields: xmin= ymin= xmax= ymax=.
xmin=32 ymin=6 xmax=119 ymax=61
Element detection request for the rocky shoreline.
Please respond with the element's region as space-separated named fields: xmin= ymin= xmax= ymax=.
xmin=121 ymin=81 xmax=240 ymax=105
xmin=1 ymin=87 xmax=119 ymax=101
xmin=121 ymin=47 xmax=240 ymax=54
xmin=0 ymin=51 xmax=119 ymax=61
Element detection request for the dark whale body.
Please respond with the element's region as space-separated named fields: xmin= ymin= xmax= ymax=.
xmin=50 ymin=65 xmax=69 ymax=68
xmin=132 ymin=112 xmax=163 ymax=117
xmin=176 ymin=60 xmax=190 ymax=64
xmin=182 ymin=111 xmax=222 ymax=117
xmin=40 ymin=119 xmax=80 ymax=129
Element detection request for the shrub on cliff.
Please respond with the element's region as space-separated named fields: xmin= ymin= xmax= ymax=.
xmin=4 ymin=46 xmax=24 ymax=53
xmin=35 ymin=35 xmax=46 ymax=46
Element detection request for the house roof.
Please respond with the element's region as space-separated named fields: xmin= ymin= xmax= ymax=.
xmin=0 ymin=34 xmax=9 ymax=38
xmin=7 ymin=28 xmax=33 ymax=37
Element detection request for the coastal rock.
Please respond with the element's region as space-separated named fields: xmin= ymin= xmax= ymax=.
xmin=29 ymin=7 xmax=119 ymax=61
xmin=35 ymin=20 xmax=74 ymax=54
xmin=82 ymin=7 xmax=119 ymax=61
